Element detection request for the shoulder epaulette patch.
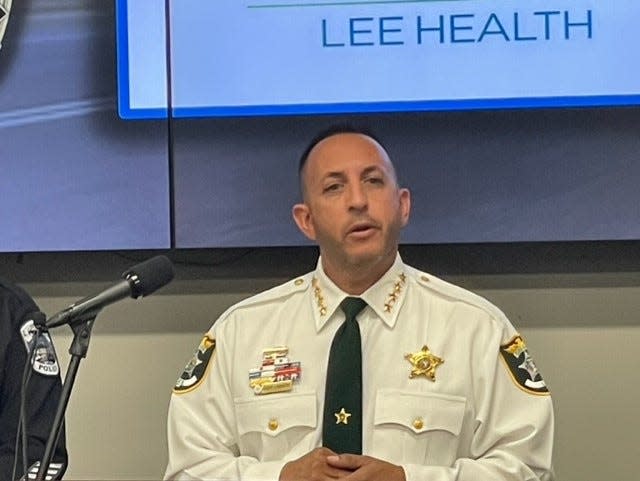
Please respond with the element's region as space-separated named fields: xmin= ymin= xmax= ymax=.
xmin=20 ymin=320 xmax=60 ymax=377
xmin=173 ymin=334 xmax=216 ymax=394
xmin=500 ymin=335 xmax=549 ymax=396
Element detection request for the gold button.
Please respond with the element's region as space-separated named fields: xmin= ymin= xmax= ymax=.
xmin=413 ymin=417 xmax=424 ymax=430
xmin=420 ymin=275 xmax=429 ymax=282
xmin=268 ymin=419 xmax=279 ymax=431
xmin=294 ymin=279 xmax=304 ymax=286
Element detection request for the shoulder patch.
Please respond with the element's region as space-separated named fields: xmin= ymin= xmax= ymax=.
xmin=173 ymin=334 xmax=216 ymax=394
xmin=20 ymin=320 xmax=60 ymax=377
xmin=500 ymin=335 xmax=549 ymax=395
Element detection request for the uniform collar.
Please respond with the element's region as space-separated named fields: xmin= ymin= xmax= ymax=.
xmin=311 ymin=254 xmax=408 ymax=332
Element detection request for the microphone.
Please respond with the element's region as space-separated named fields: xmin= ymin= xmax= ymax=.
xmin=46 ymin=255 xmax=174 ymax=328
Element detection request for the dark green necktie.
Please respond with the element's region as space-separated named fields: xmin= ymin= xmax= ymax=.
xmin=322 ymin=297 xmax=367 ymax=454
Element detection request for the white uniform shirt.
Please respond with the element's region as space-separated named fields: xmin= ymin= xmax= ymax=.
xmin=165 ymin=255 xmax=554 ymax=481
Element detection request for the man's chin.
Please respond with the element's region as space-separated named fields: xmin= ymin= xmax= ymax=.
xmin=343 ymin=247 xmax=389 ymax=269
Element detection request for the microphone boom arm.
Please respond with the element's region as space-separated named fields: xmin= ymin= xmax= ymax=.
xmin=46 ymin=281 xmax=130 ymax=328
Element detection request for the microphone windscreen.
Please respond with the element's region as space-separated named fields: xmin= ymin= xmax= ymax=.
xmin=123 ymin=255 xmax=175 ymax=298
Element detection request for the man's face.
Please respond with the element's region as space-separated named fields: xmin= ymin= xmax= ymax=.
xmin=293 ymin=133 xmax=410 ymax=273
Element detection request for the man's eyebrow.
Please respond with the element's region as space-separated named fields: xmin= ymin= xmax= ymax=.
xmin=322 ymin=171 xmax=347 ymax=180
xmin=320 ymin=165 xmax=387 ymax=181
xmin=361 ymin=166 xmax=384 ymax=176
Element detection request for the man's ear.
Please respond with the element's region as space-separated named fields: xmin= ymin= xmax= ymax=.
xmin=292 ymin=203 xmax=317 ymax=241
xmin=399 ymin=188 xmax=411 ymax=227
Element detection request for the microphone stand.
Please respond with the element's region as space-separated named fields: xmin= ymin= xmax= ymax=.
xmin=34 ymin=315 xmax=97 ymax=481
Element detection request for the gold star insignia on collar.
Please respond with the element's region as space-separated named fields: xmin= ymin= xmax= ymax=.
xmin=405 ymin=345 xmax=444 ymax=381
xmin=312 ymin=277 xmax=328 ymax=316
xmin=334 ymin=407 xmax=351 ymax=425
xmin=384 ymin=272 xmax=406 ymax=313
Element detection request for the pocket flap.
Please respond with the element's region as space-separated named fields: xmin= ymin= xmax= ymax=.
xmin=235 ymin=391 xmax=317 ymax=437
xmin=374 ymin=389 xmax=466 ymax=435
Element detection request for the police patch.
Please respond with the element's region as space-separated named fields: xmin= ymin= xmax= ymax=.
xmin=20 ymin=320 xmax=60 ymax=377
xmin=173 ymin=334 xmax=216 ymax=394
xmin=500 ymin=335 xmax=549 ymax=395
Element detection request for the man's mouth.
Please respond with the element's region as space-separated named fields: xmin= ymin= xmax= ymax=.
xmin=346 ymin=221 xmax=379 ymax=238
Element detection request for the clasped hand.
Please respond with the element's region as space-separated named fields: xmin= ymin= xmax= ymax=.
xmin=279 ymin=447 xmax=406 ymax=481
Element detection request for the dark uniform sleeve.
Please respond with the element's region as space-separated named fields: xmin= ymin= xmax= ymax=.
xmin=0 ymin=278 xmax=68 ymax=481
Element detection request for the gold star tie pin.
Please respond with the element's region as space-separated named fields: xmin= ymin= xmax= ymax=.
xmin=405 ymin=345 xmax=444 ymax=381
xmin=334 ymin=408 xmax=351 ymax=425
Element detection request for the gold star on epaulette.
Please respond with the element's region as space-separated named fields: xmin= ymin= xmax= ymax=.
xmin=405 ymin=345 xmax=444 ymax=381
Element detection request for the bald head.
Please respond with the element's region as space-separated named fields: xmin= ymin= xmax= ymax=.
xmin=298 ymin=126 xmax=399 ymax=200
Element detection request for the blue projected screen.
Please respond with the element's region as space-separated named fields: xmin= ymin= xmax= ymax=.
xmin=0 ymin=1 xmax=170 ymax=252
xmin=117 ymin=0 xmax=640 ymax=119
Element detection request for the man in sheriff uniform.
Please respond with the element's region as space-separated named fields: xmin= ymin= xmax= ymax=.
xmin=165 ymin=126 xmax=555 ymax=481
xmin=0 ymin=277 xmax=67 ymax=480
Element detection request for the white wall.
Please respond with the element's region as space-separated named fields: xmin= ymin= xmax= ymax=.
xmin=16 ymin=266 xmax=638 ymax=481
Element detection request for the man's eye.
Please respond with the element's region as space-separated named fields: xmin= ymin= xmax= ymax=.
xmin=365 ymin=177 xmax=384 ymax=185
xmin=323 ymin=183 xmax=342 ymax=193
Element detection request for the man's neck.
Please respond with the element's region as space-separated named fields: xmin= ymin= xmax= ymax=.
xmin=320 ymin=253 xmax=397 ymax=295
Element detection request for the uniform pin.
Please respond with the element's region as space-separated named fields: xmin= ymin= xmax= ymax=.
xmin=334 ymin=407 xmax=351 ymax=425
xmin=249 ymin=346 xmax=302 ymax=395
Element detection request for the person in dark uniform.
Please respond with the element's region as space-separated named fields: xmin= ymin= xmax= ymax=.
xmin=0 ymin=277 xmax=67 ymax=480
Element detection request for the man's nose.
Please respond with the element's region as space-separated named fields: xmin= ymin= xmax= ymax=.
xmin=347 ymin=182 xmax=368 ymax=210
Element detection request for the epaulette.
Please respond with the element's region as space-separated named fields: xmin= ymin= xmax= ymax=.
xmin=215 ymin=272 xmax=313 ymax=322
xmin=408 ymin=266 xmax=510 ymax=326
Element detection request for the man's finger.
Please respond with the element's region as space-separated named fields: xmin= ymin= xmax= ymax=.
xmin=326 ymin=454 xmax=367 ymax=470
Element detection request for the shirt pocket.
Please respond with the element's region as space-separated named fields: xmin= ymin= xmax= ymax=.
xmin=235 ymin=391 xmax=317 ymax=461
xmin=372 ymin=388 xmax=466 ymax=466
